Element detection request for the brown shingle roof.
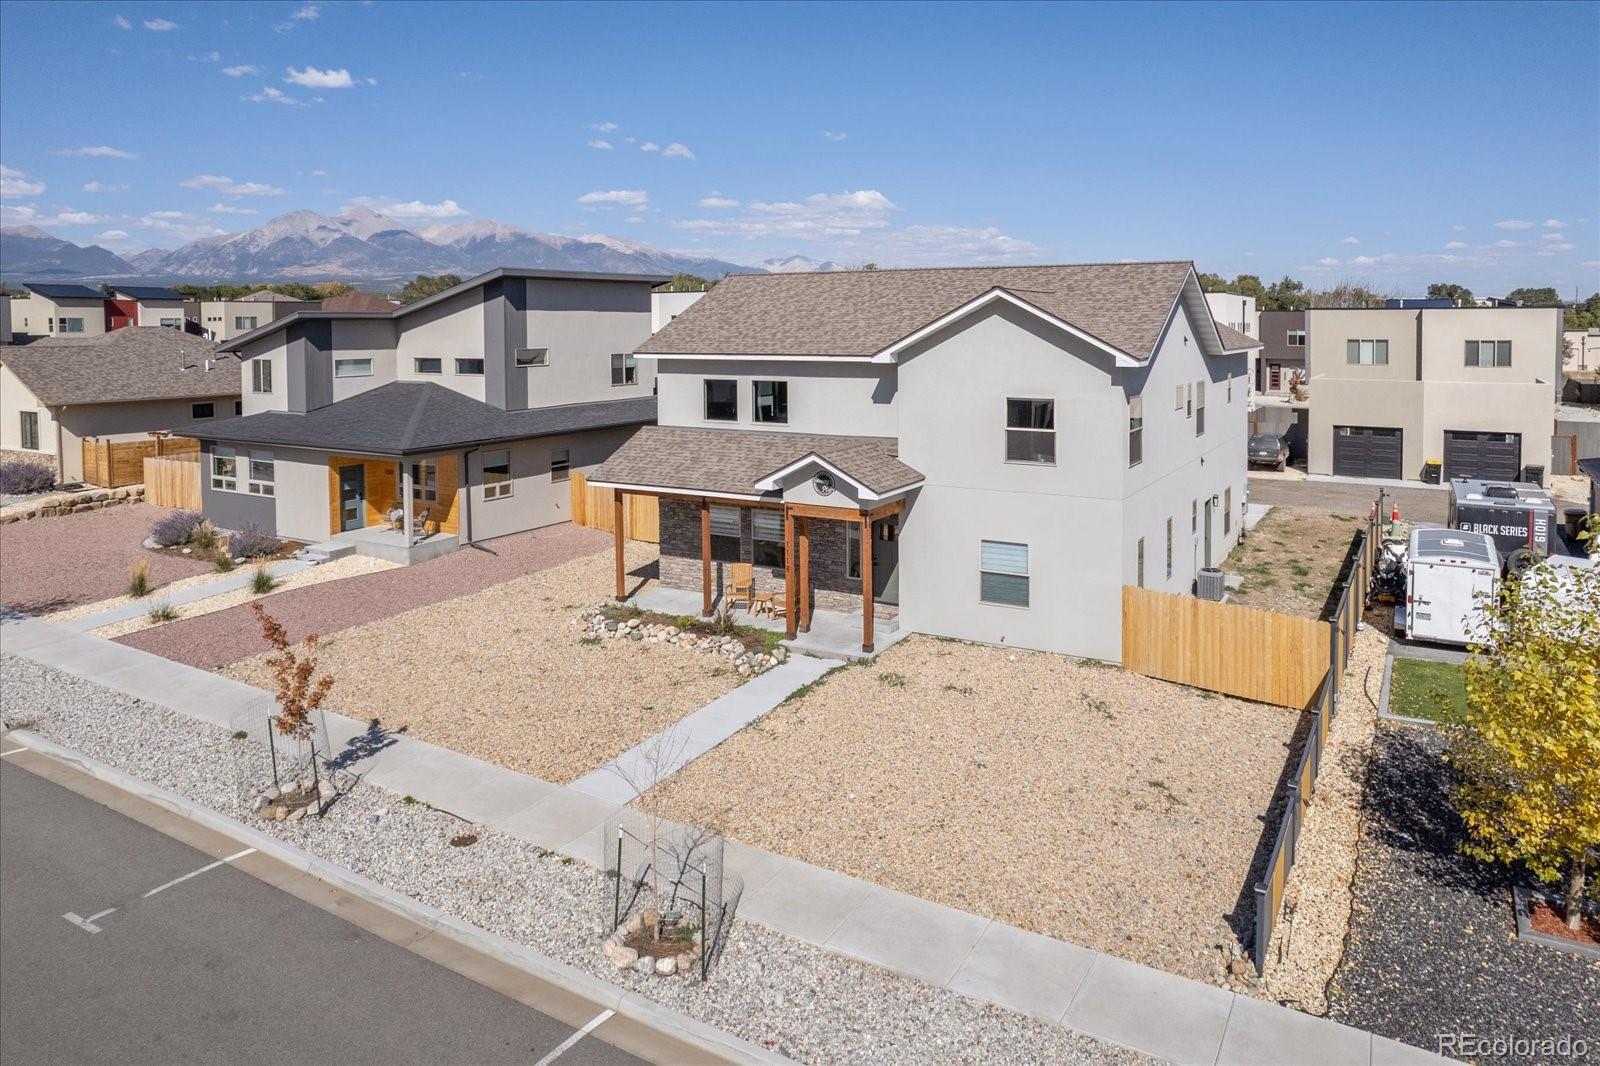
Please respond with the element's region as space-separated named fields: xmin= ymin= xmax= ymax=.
xmin=1 ymin=328 xmax=238 ymax=405
xmin=1215 ymin=323 xmax=1263 ymax=350
xmin=321 ymin=292 xmax=401 ymax=312
xmin=592 ymin=425 xmax=923 ymax=498
xmin=240 ymin=289 xmax=308 ymax=302
xmin=636 ymin=261 xmax=1195 ymax=359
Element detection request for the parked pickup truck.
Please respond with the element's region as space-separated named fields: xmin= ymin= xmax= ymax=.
xmin=1248 ymin=434 xmax=1289 ymax=470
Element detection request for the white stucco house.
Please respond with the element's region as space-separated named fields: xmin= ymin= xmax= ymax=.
xmin=591 ymin=262 xmax=1259 ymax=661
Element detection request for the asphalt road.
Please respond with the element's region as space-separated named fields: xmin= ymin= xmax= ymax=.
xmin=1247 ymin=475 xmax=1449 ymax=523
xmin=0 ymin=759 xmax=640 ymax=1066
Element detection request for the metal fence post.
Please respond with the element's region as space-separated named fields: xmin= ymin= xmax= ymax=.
xmin=700 ymin=868 xmax=709 ymax=981
xmin=267 ymin=716 xmax=279 ymax=790
xmin=1254 ymin=881 xmax=1269 ymax=974
xmin=613 ymin=828 xmax=623 ymax=933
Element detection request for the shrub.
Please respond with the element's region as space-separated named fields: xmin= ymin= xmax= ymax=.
xmin=228 ymin=525 xmax=282 ymax=560
xmin=146 ymin=602 xmax=179 ymax=623
xmin=188 ymin=519 xmax=219 ymax=553
xmin=249 ymin=563 xmax=277 ymax=595
xmin=150 ymin=510 xmax=203 ymax=547
xmin=0 ymin=460 xmax=56 ymax=495
xmin=127 ymin=558 xmax=151 ymax=597
xmin=214 ymin=555 xmax=235 ymax=573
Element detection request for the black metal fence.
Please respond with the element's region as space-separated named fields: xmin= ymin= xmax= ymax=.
xmin=602 ymin=811 xmax=729 ymax=981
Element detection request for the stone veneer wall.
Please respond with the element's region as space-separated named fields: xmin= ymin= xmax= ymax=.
xmin=658 ymin=498 xmax=865 ymax=614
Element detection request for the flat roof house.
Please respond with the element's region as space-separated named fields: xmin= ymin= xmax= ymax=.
xmin=199 ymin=267 xmax=664 ymax=562
xmin=1305 ymin=305 xmax=1562 ymax=483
xmin=199 ymin=291 xmax=322 ymax=342
xmin=1257 ymin=309 xmax=1308 ymax=394
xmin=0 ymin=328 xmax=239 ymax=481
xmin=9 ymin=283 xmax=108 ymax=340
xmin=109 ymin=286 xmax=188 ymax=330
xmin=590 ymin=262 xmax=1259 ymax=660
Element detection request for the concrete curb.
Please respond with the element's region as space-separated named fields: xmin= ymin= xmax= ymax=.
xmin=6 ymin=729 xmax=790 ymax=1066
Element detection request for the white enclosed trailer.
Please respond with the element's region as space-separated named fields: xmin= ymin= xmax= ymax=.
xmin=1405 ymin=528 xmax=1499 ymax=647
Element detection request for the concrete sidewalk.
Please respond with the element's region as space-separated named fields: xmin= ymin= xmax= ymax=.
xmin=56 ymin=559 xmax=312 ymax=633
xmin=1 ymin=615 xmax=1445 ymax=1066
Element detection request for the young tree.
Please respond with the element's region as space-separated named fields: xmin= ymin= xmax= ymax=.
xmin=1449 ymin=564 xmax=1600 ymax=929
xmin=251 ymin=601 xmax=334 ymax=742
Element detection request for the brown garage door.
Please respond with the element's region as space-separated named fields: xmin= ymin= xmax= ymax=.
xmin=1443 ymin=431 xmax=1521 ymax=481
xmin=1332 ymin=425 xmax=1403 ymax=479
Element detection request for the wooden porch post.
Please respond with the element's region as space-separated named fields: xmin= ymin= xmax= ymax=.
xmin=700 ymin=497 xmax=712 ymax=616
xmin=797 ymin=516 xmax=811 ymax=633
xmin=784 ymin=506 xmax=798 ymax=640
xmin=612 ymin=489 xmax=626 ymax=599
xmin=860 ymin=512 xmax=874 ymax=653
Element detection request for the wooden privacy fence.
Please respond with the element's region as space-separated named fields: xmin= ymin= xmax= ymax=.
xmin=1252 ymin=505 xmax=1379 ymax=975
xmin=142 ymin=454 xmax=202 ymax=509
xmin=568 ymin=471 xmax=659 ymax=543
xmin=81 ymin=435 xmax=199 ymax=488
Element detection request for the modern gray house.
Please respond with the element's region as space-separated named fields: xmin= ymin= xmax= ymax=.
xmin=590 ymin=263 xmax=1259 ymax=661
xmin=197 ymin=268 xmax=666 ymax=561
xmin=1257 ymin=309 xmax=1307 ymax=394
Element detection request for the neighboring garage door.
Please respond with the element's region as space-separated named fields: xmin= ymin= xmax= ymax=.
xmin=1332 ymin=425 xmax=1403 ymax=479
xmin=1443 ymin=431 xmax=1521 ymax=481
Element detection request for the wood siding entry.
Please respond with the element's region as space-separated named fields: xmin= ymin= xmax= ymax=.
xmin=326 ymin=456 xmax=398 ymax=534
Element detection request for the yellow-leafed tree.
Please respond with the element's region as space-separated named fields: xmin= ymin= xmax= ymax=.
xmin=1449 ymin=562 xmax=1600 ymax=930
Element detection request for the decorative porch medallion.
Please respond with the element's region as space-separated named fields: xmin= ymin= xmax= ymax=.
xmin=812 ymin=471 xmax=835 ymax=496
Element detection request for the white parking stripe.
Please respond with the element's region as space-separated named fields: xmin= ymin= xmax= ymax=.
xmin=142 ymin=848 xmax=256 ymax=899
xmin=1 ymin=747 xmax=28 ymax=757
xmin=532 ymin=1009 xmax=615 ymax=1066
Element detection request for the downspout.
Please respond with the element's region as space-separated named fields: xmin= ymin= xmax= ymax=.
xmin=460 ymin=445 xmax=480 ymax=546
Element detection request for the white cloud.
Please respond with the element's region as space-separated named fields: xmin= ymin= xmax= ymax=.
xmin=591 ymin=121 xmax=618 ymax=132
xmin=207 ymin=202 xmax=258 ymax=214
xmin=822 ymin=131 xmax=847 ymax=141
xmin=1541 ymin=232 xmax=1564 ymax=241
xmin=625 ymin=215 xmax=644 ymax=224
xmin=1583 ymin=260 xmax=1600 ymax=269
xmin=143 ymin=18 xmax=177 ymax=30
xmin=246 ymin=85 xmax=311 ymax=106
xmin=1340 ymin=236 xmax=1360 ymax=245
xmin=1444 ymin=240 xmax=1468 ymax=250
xmin=180 ymin=174 xmax=286 ymax=197
xmin=292 ymin=4 xmax=320 ymax=19
xmin=1544 ymin=242 xmax=1576 ymax=252
xmin=221 ymin=64 xmax=257 ymax=76
xmin=675 ymin=190 xmax=898 ymax=240
xmin=138 ymin=214 xmax=227 ymax=240
xmin=55 ymin=145 xmax=137 ymax=159
xmin=1494 ymin=219 xmax=1535 ymax=230
xmin=1452 ymin=224 xmax=1466 ymax=231
xmin=285 ymin=66 xmax=357 ymax=89
xmin=0 ymin=204 xmax=38 ymax=223
xmin=147 ymin=210 xmax=187 ymax=219
xmin=698 ymin=196 xmax=739 ymax=208
xmin=311 ymin=168 xmax=327 ymax=177
xmin=51 ymin=210 xmax=106 ymax=225
xmin=577 ymin=189 xmax=648 ymax=207
xmin=1317 ymin=257 xmax=1340 ymax=266
xmin=587 ymin=139 xmax=613 ymax=150
xmin=115 ymin=15 xmax=131 ymax=30
xmin=189 ymin=50 xmax=221 ymax=62
xmin=0 ymin=166 xmax=45 ymax=198
xmin=343 ymin=195 xmax=468 ymax=219
xmin=1543 ymin=218 xmax=1567 ymax=229
xmin=81 ymin=180 xmax=129 ymax=193
xmin=96 ymin=229 xmax=129 ymax=240
xmin=1494 ymin=239 xmax=1519 ymax=247
xmin=662 ymin=142 xmax=695 ymax=160
xmin=640 ymin=142 xmax=660 ymax=153
xmin=1350 ymin=256 xmax=1379 ymax=266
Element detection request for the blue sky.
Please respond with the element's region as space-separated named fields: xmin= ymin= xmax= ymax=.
xmin=1 ymin=0 xmax=1596 ymax=294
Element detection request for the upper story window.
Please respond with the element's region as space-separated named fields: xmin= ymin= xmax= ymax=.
xmin=1223 ymin=486 xmax=1233 ymax=534
xmin=234 ymin=316 xmax=258 ymax=331
xmin=414 ymin=357 xmax=442 ymax=374
xmin=753 ymin=381 xmax=788 ymax=424
xmin=482 ymin=449 xmax=512 ymax=499
xmin=1005 ymin=398 xmax=1055 ymax=464
xmin=192 ymin=402 xmax=215 ymax=419
xmin=611 ymin=352 xmax=637 ymax=386
xmin=1346 ymin=339 xmax=1389 ymax=365
xmin=335 ymin=358 xmax=373 ymax=378
xmin=704 ymin=379 xmax=737 ymax=421
xmin=1465 ymin=339 xmax=1512 ymax=368
xmin=456 ymin=358 xmax=485 ymax=375
xmin=1184 ymin=382 xmax=1193 ymax=418
xmin=515 ymin=348 xmax=548 ymax=368
xmin=252 ymin=359 xmax=272 ymax=394
xmin=1195 ymin=380 xmax=1206 ymax=435
xmin=709 ymin=504 xmax=741 ymax=562
xmin=1175 ymin=383 xmax=1184 ymax=411
xmin=550 ymin=448 xmax=571 ymax=483
xmin=1287 ymin=329 xmax=1306 ymax=347
xmin=1128 ymin=395 xmax=1144 ymax=466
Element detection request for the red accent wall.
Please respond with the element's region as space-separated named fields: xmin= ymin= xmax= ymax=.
xmin=107 ymin=298 xmax=137 ymax=331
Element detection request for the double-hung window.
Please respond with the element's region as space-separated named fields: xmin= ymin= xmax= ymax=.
xmin=1128 ymin=396 xmax=1144 ymax=466
xmin=752 ymin=508 xmax=785 ymax=567
xmin=753 ymin=381 xmax=788 ymax=424
xmin=252 ymin=359 xmax=273 ymax=393
xmin=247 ymin=451 xmax=274 ymax=496
xmin=704 ymin=379 xmax=737 ymax=421
xmin=210 ymin=446 xmax=238 ymax=491
xmin=334 ymin=358 xmax=373 ymax=378
xmin=516 ymin=348 xmax=548 ymax=368
xmin=610 ymin=352 xmax=636 ymax=386
xmin=1005 ymin=398 xmax=1055 ymax=463
xmin=550 ymin=448 xmax=571 ymax=482
xmin=1175 ymin=383 xmax=1185 ymax=410
xmin=1345 ymin=339 xmax=1389 ymax=365
xmin=979 ymin=540 xmax=1030 ymax=607
xmin=1195 ymin=381 xmax=1206 ymax=436
xmin=413 ymin=357 xmax=442 ymax=374
xmin=19 ymin=411 xmax=39 ymax=451
xmin=709 ymin=504 xmax=741 ymax=562
xmin=1287 ymin=329 xmax=1307 ymax=347
xmin=482 ymin=449 xmax=512 ymax=499
xmin=234 ymin=315 xmax=258 ymax=332
xmin=1464 ymin=339 xmax=1511 ymax=367
xmin=456 ymin=358 xmax=485 ymax=375
xmin=409 ymin=459 xmax=438 ymax=502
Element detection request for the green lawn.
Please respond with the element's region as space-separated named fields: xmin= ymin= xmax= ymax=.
xmin=1388 ymin=657 xmax=1469 ymax=724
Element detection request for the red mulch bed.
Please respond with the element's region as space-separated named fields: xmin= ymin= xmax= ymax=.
xmin=116 ymin=523 xmax=613 ymax=669
xmin=0 ymin=504 xmax=215 ymax=614
xmin=1528 ymin=899 xmax=1600 ymax=947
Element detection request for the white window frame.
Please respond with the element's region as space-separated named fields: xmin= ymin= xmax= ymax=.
xmin=234 ymin=315 xmax=259 ymax=332
xmin=455 ymin=358 xmax=486 ymax=376
xmin=1175 ymin=383 xmax=1185 ymax=410
xmin=753 ymin=380 xmax=789 ymax=425
xmin=1005 ymin=397 xmax=1056 ymax=465
xmin=59 ymin=317 xmax=85 ymax=333
xmin=1224 ymin=487 xmax=1233 ymax=534
xmin=252 ymin=359 xmax=273 ymax=394
xmin=515 ymin=348 xmax=548 ymax=368
xmin=845 ymin=521 xmax=862 ymax=580
xmin=979 ymin=540 xmax=1030 ymax=608
xmin=703 ymin=378 xmax=738 ymax=421
xmin=481 ymin=449 xmax=512 ymax=499
xmin=1464 ymin=339 xmax=1512 ymax=368
xmin=210 ymin=446 xmax=238 ymax=491
xmin=160 ymin=317 xmax=182 ymax=329
xmin=1287 ymin=329 xmax=1306 ymax=347
xmin=247 ymin=450 xmax=274 ymax=496
xmin=334 ymin=358 xmax=373 ymax=378
xmin=611 ymin=352 xmax=637 ymax=386
xmin=1128 ymin=395 xmax=1144 ymax=467
xmin=1195 ymin=380 xmax=1206 ymax=436
xmin=413 ymin=357 xmax=443 ymax=375
xmin=1137 ymin=536 xmax=1145 ymax=588
xmin=410 ymin=459 xmax=438 ymax=502
xmin=550 ymin=448 xmax=570 ymax=483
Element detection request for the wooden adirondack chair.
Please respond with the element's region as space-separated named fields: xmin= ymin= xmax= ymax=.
xmin=727 ymin=562 xmax=755 ymax=611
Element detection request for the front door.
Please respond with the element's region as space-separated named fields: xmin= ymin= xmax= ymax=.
xmin=338 ymin=464 xmax=365 ymax=532
xmin=871 ymin=516 xmax=899 ymax=604
xmin=1203 ymin=497 xmax=1214 ymax=568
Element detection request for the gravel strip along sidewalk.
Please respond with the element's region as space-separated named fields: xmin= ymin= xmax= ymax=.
xmin=0 ymin=654 xmax=1151 ymax=1066
xmin=1258 ymin=609 xmax=1389 ymax=1012
xmin=90 ymin=555 xmax=398 ymax=639
xmin=224 ymin=544 xmax=745 ymax=785
xmin=117 ymin=524 xmax=613 ymax=668
xmin=1327 ymin=726 xmax=1600 ymax=1058
xmin=649 ymin=635 xmax=1302 ymax=986
xmin=0 ymin=504 xmax=214 ymax=615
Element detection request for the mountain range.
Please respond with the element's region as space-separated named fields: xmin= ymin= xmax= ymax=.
xmin=0 ymin=208 xmax=825 ymax=285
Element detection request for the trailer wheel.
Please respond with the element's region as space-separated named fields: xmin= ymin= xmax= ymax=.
xmin=1506 ymin=546 xmax=1541 ymax=578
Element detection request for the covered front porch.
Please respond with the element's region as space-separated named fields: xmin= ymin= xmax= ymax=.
xmin=625 ymin=582 xmax=908 ymax=661
xmin=326 ymin=451 xmax=463 ymax=564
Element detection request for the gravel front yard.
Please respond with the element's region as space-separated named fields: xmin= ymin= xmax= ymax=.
xmin=0 ymin=654 xmax=1150 ymax=1066
xmin=117 ymin=523 xmax=613 ymax=669
xmin=0 ymin=504 xmax=214 ymax=615
xmin=1328 ymin=726 xmax=1600 ymax=1059
xmin=1224 ymin=506 xmax=1364 ymax=618
xmin=225 ymin=544 xmax=745 ymax=785
xmin=648 ymin=635 xmax=1304 ymax=984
